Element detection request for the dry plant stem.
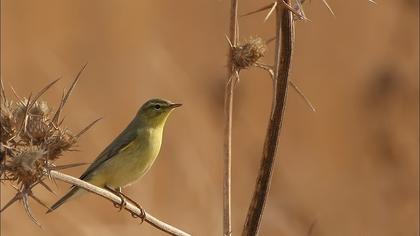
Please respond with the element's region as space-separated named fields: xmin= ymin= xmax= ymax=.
xmin=48 ymin=170 xmax=191 ymax=236
xmin=242 ymin=1 xmax=295 ymax=235
xmin=224 ymin=0 xmax=239 ymax=236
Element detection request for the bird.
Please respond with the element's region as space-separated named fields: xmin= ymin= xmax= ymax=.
xmin=47 ymin=98 xmax=181 ymax=213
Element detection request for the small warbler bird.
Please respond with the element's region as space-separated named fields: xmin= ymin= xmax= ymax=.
xmin=48 ymin=98 xmax=181 ymax=212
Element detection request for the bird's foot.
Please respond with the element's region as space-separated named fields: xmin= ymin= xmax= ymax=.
xmin=104 ymin=186 xmax=145 ymax=222
xmin=105 ymin=186 xmax=127 ymax=211
xmin=126 ymin=199 xmax=145 ymax=223
xmin=115 ymin=189 xmax=145 ymax=222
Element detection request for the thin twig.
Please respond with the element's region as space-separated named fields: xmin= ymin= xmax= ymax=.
xmin=242 ymin=1 xmax=295 ymax=235
xmin=224 ymin=0 xmax=239 ymax=236
xmin=48 ymin=170 xmax=191 ymax=236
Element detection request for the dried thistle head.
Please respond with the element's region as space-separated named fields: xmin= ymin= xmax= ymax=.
xmin=0 ymin=100 xmax=17 ymax=141
xmin=232 ymin=37 xmax=267 ymax=70
xmin=0 ymin=64 xmax=97 ymax=225
xmin=6 ymin=146 xmax=46 ymax=186
xmin=14 ymin=99 xmax=53 ymax=144
xmin=45 ymin=129 xmax=77 ymax=160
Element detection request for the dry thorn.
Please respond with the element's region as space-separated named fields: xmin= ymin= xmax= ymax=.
xmin=242 ymin=1 xmax=305 ymax=21
xmin=288 ymin=80 xmax=316 ymax=112
xmin=264 ymin=2 xmax=278 ymax=22
xmin=234 ymin=14 xmax=240 ymax=46
xmin=226 ymin=71 xmax=240 ymax=90
xmin=7 ymin=93 xmax=32 ymax=142
xmin=54 ymin=89 xmax=66 ymax=124
xmin=255 ymin=63 xmax=316 ymax=112
xmin=10 ymin=85 xmax=25 ymax=105
xmin=0 ymin=184 xmax=23 ymax=212
xmin=266 ymin=36 xmax=276 ymax=45
xmin=280 ymin=0 xmax=306 ymax=20
xmin=28 ymin=78 xmax=60 ymax=109
xmin=0 ymin=193 xmax=20 ymax=213
xmin=2 ymin=183 xmax=42 ymax=226
xmin=51 ymin=162 xmax=89 ymax=171
xmin=294 ymin=0 xmax=310 ymax=21
xmin=52 ymin=63 xmax=88 ymax=124
xmin=241 ymin=2 xmax=275 ymax=17
xmin=28 ymin=191 xmax=52 ymax=211
xmin=225 ymin=34 xmax=234 ymax=49
xmin=46 ymin=168 xmax=59 ymax=189
xmin=38 ymin=179 xmax=56 ymax=195
xmin=0 ymin=78 xmax=6 ymax=102
xmin=22 ymin=191 xmax=41 ymax=227
xmin=75 ymin=117 xmax=102 ymax=138
xmin=321 ymin=0 xmax=335 ymax=16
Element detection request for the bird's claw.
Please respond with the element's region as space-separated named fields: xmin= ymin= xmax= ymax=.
xmin=113 ymin=193 xmax=127 ymax=211
xmin=128 ymin=201 xmax=146 ymax=223
xmin=104 ymin=185 xmax=145 ymax=223
xmin=105 ymin=186 xmax=127 ymax=211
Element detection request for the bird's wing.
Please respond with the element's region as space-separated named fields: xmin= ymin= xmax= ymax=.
xmin=79 ymin=119 xmax=139 ymax=180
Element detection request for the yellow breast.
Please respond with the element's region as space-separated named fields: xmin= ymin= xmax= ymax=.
xmin=88 ymin=126 xmax=164 ymax=188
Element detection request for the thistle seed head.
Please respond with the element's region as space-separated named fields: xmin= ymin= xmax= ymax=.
xmin=232 ymin=37 xmax=267 ymax=70
xmin=0 ymin=64 xmax=97 ymax=225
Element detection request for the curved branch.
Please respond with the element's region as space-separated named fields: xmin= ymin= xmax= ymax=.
xmin=242 ymin=1 xmax=295 ymax=235
xmin=48 ymin=170 xmax=191 ymax=236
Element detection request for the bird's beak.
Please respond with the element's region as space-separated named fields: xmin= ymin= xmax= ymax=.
xmin=168 ymin=103 xmax=182 ymax=109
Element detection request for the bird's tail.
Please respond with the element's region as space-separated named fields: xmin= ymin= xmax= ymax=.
xmin=47 ymin=186 xmax=81 ymax=213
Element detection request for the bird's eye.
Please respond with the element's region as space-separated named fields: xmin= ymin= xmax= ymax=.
xmin=154 ymin=104 xmax=161 ymax=110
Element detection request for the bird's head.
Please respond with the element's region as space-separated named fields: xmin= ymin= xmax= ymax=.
xmin=137 ymin=98 xmax=182 ymax=127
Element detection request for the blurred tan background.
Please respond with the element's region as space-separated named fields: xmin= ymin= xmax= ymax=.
xmin=1 ymin=0 xmax=418 ymax=235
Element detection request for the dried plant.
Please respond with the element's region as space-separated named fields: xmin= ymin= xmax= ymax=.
xmin=231 ymin=37 xmax=267 ymax=70
xmin=223 ymin=0 xmax=337 ymax=235
xmin=0 ymin=66 xmax=190 ymax=236
xmin=0 ymin=64 xmax=100 ymax=225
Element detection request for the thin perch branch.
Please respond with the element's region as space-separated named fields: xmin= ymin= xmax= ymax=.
xmin=242 ymin=0 xmax=295 ymax=235
xmin=48 ymin=170 xmax=191 ymax=236
xmin=224 ymin=0 xmax=239 ymax=236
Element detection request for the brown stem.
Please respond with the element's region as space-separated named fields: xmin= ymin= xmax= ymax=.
xmin=242 ymin=1 xmax=295 ymax=235
xmin=48 ymin=170 xmax=191 ymax=236
xmin=224 ymin=0 xmax=239 ymax=236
